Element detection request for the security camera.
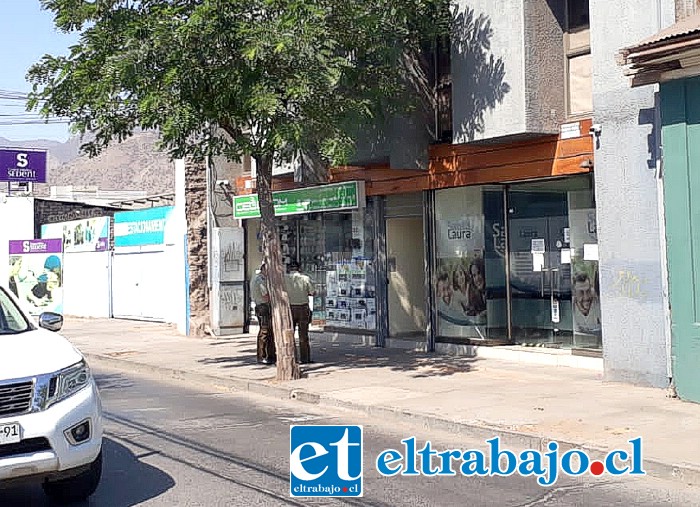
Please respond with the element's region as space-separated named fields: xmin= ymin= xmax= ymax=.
xmin=216 ymin=179 xmax=230 ymax=187
xmin=589 ymin=124 xmax=602 ymax=136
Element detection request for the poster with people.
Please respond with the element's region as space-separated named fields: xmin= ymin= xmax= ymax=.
xmin=571 ymin=258 xmax=601 ymax=336
xmin=434 ymin=187 xmax=489 ymax=337
xmin=41 ymin=217 xmax=110 ymax=253
xmin=435 ymin=254 xmax=487 ymax=327
xmin=8 ymin=239 xmax=64 ymax=316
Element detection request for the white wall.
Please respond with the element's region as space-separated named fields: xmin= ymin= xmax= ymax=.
xmin=0 ymin=195 xmax=35 ymax=291
xmin=62 ymin=252 xmax=112 ymax=318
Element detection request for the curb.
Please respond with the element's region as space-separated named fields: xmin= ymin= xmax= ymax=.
xmin=85 ymin=353 xmax=700 ymax=487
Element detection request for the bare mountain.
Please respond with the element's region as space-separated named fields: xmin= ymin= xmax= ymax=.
xmin=0 ymin=131 xmax=175 ymax=197
xmin=0 ymin=136 xmax=81 ymax=165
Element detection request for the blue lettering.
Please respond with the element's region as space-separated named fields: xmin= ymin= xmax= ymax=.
xmin=460 ymin=450 xmax=488 ymax=476
xmin=418 ymin=441 xmax=438 ymax=476
xmin=437 ymin=450 xmax=461 ymax=476
xmin=605 ymin=450 xmax=629 ymax=475
xmin=538 ymin=441 xmax=559 ymax=486
xmin=488 ymin=437 xmax=517 ymax=477
xmin=377 ymin=450 xmax=403 ymax=476
xmin=629 ymin=437 xmax=646 ymax=475
xmin=560 ymin=450 xmax=589 ymax=476
xmin=518 ymin=450 xmax=546 ymax=477
xmin=401 ymin=438 xmax=419 ymax=476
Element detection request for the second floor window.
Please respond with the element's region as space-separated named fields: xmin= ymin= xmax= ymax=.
xmin=566 ymin=0 xmax=592 ymax=116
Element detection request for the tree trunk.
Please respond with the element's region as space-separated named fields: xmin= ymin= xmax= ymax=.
xmin=255 ymin=155 xmax=301 ymax=381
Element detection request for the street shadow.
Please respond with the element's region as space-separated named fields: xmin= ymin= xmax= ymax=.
xmin=450 ymin=7 xmax=511 ymax=141
xmin=304 ymin=340 xmax=480 ymax=378
xmin=197 ymin=334 xmax=480 ymax=378
xmin=0 ymin=438 xmax=175 ymax=507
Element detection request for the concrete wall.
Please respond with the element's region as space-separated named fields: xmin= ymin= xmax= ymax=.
xmin=524 ymin=0 xmax=566 ymax=133
xmin=590 ymin=0 xmax=676 ymax=387
xmin=452 ymin=0 xmax=524 ymax=142
xmin=451 ymin=0 xmax=563 ymax=143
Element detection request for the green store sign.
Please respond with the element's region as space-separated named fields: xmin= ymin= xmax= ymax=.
xmin=233 ymin=181 xmax=364 ymax=219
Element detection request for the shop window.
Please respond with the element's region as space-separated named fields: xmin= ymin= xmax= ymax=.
xmin=287 ymin=207 xmax=376 ymax=332
xmin=565 ymin=0 xmax=592 ymax=117
xmin=434 ymin=186 xmax=508 ymax=342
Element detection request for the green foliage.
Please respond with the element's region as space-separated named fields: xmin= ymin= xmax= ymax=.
xmin=28 ymin=0 xmax=451 ymax=166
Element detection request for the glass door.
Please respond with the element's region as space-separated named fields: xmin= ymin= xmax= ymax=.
xmin=507 ymin=188 xmax=573 ymax=347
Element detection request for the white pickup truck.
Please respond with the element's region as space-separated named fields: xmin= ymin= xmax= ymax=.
xmin=0 ymin=284 xmax=103 ymax=503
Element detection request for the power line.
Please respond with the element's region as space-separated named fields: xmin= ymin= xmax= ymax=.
xmin=0 ymin=119 xmax=70 ymax=126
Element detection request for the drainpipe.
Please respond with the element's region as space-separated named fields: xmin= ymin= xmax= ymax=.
xmin=655 ymin=0 xmax=674 ymax=387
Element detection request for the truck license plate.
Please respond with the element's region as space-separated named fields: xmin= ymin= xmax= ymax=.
xmin=0 ymin=422 xmax=21 ymax=445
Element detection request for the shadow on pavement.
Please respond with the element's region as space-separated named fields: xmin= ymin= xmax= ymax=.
xmin=199 ymin=337 xmax=480 ymax=378
xmin=0 ymin=438 xmax=175 ymax=507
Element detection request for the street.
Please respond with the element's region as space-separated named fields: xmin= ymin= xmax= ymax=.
xmin=3 ymin=365 xmax=700 ymax=506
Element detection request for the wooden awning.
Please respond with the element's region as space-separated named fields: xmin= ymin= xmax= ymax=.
xmin=235 ymin=119 xmax=594 ymax=198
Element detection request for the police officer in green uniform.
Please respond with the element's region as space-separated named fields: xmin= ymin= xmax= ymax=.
xmin=284 ymin=261 xmax=315 ymax=364
xmin=251 ymin=262 xmax=276 ymax=364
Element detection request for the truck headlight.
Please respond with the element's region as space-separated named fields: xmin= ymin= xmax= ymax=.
xmin=46 ymin=360 xmax=91 ymax=408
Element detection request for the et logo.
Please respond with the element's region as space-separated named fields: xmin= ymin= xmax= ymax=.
xmin=289 ymin=425 xmax=363 ymax=498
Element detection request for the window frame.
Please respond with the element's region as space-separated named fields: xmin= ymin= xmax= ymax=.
xmin=564 ymin=0 xmax=592 ymax=118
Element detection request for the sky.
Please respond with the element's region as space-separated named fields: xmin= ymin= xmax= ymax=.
xmin=0 ymin=1 xmax=80 ymax=142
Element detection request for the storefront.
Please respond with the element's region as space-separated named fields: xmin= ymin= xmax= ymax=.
xmin=431 ymin=174 xmax=601 ymax=352
xmin=236 ymin=181 xmax=378 ymax=335
xmin=235 ymin=119 xmax=599 ymax=355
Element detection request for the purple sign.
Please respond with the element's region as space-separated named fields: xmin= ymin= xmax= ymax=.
xmin=9 ymin=239 xmax=63 ymax=255
xmin=95 ymin=238 xmax=108 ymax=252
xmin=0 ymin=148 xmax=48 ymax=183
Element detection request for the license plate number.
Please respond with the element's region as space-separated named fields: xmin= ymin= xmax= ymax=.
xmin=0 ymin=423 xmax=21 ymax=445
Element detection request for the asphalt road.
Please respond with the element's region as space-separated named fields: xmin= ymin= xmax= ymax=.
xmin=3 ymin=365 xmax=700 ymax=506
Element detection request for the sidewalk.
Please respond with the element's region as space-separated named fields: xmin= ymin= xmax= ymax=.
xmin=62 ymin=317 xmax=700 ymax=485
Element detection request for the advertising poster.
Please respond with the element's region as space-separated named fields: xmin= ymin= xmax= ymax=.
xmin=434 ymin=188 xmax=487 ymax=330
xmin=41 ymin=217 xmax=110 ymax=253
xmin=569 ymin=208 xmax=602 ymax=341
xmin=8 ymin=239 xmax=64 ymax=316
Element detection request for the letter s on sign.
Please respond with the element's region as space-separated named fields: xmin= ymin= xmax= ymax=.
xmin=22 ymin=241 xmax=30 ymax=253
xmin=290 ymin=442 xmax=329 ymax=481
xmin=16 ymin=153 xmax=28 ymax=168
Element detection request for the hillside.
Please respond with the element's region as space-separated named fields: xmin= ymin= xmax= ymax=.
xmin=0 ymin=131 xmax=174 ymax=197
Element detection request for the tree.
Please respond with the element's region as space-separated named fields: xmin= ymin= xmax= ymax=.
xmin=28 ymin=0 xmax=450 ymax=380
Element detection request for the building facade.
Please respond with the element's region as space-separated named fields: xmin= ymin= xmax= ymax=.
xmin=620 ymin=7 xmax=700 ymax=402
xmin=213 ymin=1 xmax=693 ymax=394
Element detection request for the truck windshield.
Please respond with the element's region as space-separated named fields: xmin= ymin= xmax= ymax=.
xmin=0 ymin=287 xmax=32 ymax=334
